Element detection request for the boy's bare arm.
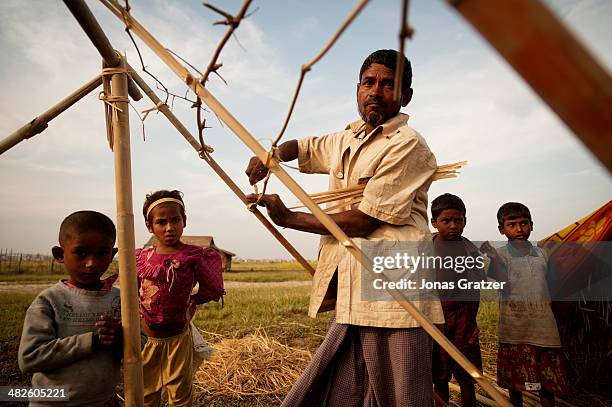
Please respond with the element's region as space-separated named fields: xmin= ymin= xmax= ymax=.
xmin=480 ymin=241 xmax=508 ymax=282
xmin=18 ymin=299 xmax=95 ymax=374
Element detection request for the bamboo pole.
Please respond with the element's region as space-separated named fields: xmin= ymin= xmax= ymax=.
xmin=107 ymin=56 xmax=144 ymax=407
xmin=126 ymin=63 xmax=316 ymax=276
xmin=63 ymin=0 xmax=142 ymax=102
xmin=98 ymin=2 xmax=510 ymax=405
xmin=447 ymin=0 xmax=612 ymax=171
xmin=0 ymin=75 xmax=102 ymax=155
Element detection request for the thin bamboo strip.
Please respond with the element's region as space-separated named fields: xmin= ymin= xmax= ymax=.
xmin=292 ymin=161 xmax=467 ymax=209
xmin=308 ymin=184 xmax=366 ymax=199
xmin=323 ymin=196 xmax=362 ymax=213
xmin=310 ymin=190 xmax=365 ymax=205
xmin=448 ymin=382 xmax=504 ymax=407
xmin=126 ymin=63 xmax=315 ymax=276
xmin=98 ymin=3 xmax=511 ymax=405
xmin=0 ymin=75 xmax=102 ymax=155
xmin=107 ymin=56 xmax=144 ymax=407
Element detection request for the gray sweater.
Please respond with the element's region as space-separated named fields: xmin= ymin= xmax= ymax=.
xmin=18 ymin=282 xmax=122 ymax=406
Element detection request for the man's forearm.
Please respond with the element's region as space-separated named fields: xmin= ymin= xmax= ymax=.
xmin=284 ymin=209 xmax=381 ymax=237
xmin=278 ymin=140 xmax=298 ymax=162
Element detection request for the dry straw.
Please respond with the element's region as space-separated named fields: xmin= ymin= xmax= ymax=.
xmin=194 ymin=329 xmax=312 ymax=399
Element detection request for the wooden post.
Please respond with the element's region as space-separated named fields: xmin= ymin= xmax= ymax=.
xmin=8 ymin=249 xmax=12 ymax=272
xmin=17 ymin=254 xmax=22 ymax=274
xmin=98 ymin=3 xmax=510 ymax=404
xmin=0 ymin=75 xmax=102 ymax=155
xmin=62 ymin=0 xmax=142 ymax=102
xmin=447 ymin=0 xmax=612 ymax=171
xmin=126 ymin=64 xmax=316 ymax=276
xmin=107 ymin=56 xmax=144 ymax=406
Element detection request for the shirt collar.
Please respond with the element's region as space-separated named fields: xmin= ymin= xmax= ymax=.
xmin=506 ymin=241 xmax=539 ymax=257
xmin=346 ymin=113 xmax=409 ymax=139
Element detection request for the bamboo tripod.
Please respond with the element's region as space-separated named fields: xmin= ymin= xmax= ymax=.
xmin=98 ymin=1 xmax=511 ymax=405
xmin=1 ymin=0 xmax=609 ymax=405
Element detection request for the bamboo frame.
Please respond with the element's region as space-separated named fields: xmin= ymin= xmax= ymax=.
xmin=126 ymin=63 xmax=315 ymax=276
xmin=98 ymin=2 xmax=510 ymax=405
xmin=107 ymin=57 xmax=144 ymax=407
xmin=447 ymin=0 xmax=612 ymax=171
xmin=0 ymin=75 xmax=102 ymax=155
xmin=63 ymin=0 xmax=142 ymax=102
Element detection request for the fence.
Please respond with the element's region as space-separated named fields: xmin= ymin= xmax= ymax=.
xmin=0 ymin=249 xmax=57 ymax=274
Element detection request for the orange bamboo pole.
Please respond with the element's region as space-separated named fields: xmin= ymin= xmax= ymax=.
xmin=98 ymin=2 xmax=510 ymax=404
xmin=107 ymin=57 xmax=144 ymax=406
xmin=447 ymin=0 xmax=612 ymax=171
xmin=126 ymin=63 xmax=315 ymax=276
xmin=0 ymin=75 xmax=102 ymax=155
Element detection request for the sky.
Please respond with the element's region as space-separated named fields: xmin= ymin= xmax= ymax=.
xmin=0 ymin=0 xmax=610 ymax=260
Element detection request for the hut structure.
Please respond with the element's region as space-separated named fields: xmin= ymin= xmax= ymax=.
xmin=144 ymin=235 xmax=235 ymax=272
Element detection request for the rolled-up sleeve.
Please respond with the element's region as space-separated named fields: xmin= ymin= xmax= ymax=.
xmin=298 ymin=133 xmax=339 ymax=174
xmin=358 ymin=136 xmax=437 ymax=225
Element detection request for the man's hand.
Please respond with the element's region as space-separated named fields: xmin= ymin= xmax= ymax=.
xmin=95 ymin=315 xmax=123 ymax=351
xmin=246 ymin=193 xmax=292 ymax=227
xmin=245 ymin=156 xmax=270 ymax=185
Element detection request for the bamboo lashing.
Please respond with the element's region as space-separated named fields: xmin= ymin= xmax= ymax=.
xmin=63 ymin=0 xmax=142 ymax=102
xmin=0 ymin=75 xmax=102 ymax=155
xmin=106 ymin=55 xmax=144 ymax=407
xmin=125 ymin=63 xmax=315 ymax=276
xmin=98 ymin=2 xmax=510 ymax=404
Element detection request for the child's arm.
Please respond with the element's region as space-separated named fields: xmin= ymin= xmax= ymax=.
xmin=191 ymin=248 xmax=224 ymax=305
xmin=480 ymin=241 xmax=508 ymax=282
xmin=18 ymin=297 xmax=95 ymax=374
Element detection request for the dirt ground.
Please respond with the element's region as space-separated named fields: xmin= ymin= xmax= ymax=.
xmin=0 ymin=280 xmax=311 ymax=294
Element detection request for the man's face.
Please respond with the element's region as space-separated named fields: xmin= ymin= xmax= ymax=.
xmin=357 ymin=63 xmax=412 ymax=131
xmin=53 ymin=232 xmax=116 ymax=289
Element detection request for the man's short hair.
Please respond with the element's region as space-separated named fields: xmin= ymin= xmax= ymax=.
xmin=359 ymin=49 xmax=412 ymax=90
xmin=431 ymin=193 xmax=466 ymax=219
xmin=497 ymin=202 xmax=532 ymax=225
xmin=59 ymin=211 xmax=116 ymax=245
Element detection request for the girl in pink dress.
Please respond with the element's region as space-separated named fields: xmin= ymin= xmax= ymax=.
xmin=136 ymin=189 xmax=224 ymax=406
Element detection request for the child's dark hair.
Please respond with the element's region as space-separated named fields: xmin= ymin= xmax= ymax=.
xmin=497 ymin=202 xmax=532 ymax=225
xmin=431 ymin=193 xmax=466 ymax=219
xmin=142 ymin=190 xmax=186 ymax=225
xmin=359 ymin=49 xmax=412 ymax=91
xmin=59 ymin=211 xmax=116 ymax=245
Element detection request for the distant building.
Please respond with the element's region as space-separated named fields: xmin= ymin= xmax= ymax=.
xmin=143 ymin=235 xmax=235 ymax=272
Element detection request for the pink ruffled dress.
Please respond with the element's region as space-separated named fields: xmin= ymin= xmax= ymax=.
xmin=135 ymin=244 xmax=224 ymax=331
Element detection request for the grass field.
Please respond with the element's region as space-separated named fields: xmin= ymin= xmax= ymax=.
xmin=0 ymin=268 xmax=606 ymax=406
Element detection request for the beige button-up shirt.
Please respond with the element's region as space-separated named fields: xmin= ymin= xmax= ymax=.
xmin=298 ymin=113 xmax=444 ymax=328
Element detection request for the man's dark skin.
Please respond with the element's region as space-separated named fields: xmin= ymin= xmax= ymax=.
xmin=245 ymin=63 xmax=413 ymax=238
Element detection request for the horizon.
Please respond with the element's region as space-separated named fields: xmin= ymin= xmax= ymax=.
xmin=1 ymin=0 xmax=610 ymax=260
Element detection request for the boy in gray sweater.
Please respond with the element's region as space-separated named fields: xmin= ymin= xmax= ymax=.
xmin=18 ymin=211 xmax=124 ymax=406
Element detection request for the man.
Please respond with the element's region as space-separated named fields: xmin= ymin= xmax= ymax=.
xmin=246 ymin=49 xmax=443 ymax=406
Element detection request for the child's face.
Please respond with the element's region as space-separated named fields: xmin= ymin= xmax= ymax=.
xmin=147 ymin=203 xmax=185 ymax=248
xmin=499 ymin=216 xmax=532 ymax=241
xmin=431 ymin=209 xmax=465 ymax=241
xmin=52 ymin=232 xmax=117 ymax=289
